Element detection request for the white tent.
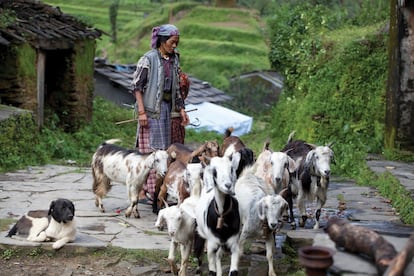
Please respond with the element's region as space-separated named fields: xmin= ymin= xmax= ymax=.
xmin=185 ymin=102 xmax=253 ymax=136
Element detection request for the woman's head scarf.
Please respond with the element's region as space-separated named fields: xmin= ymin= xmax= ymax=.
xmin=151 ymin=24 xmax=180 ymax=49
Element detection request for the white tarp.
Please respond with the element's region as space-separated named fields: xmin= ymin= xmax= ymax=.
xmin=185 ymin=102 xmax=253 ymax=136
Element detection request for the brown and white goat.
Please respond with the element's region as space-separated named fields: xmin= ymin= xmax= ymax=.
xmin=167 ymin=141 xmax=220 ymax=165
xmin=91 ymin=139 xmax=168 ymax=218
xmin=281 ymin=132 xmax=335 ymax=229
xmin=155 ymin=142 xmax=217 ymax=212
xmin=254 ymin=141 xmax=296 ymax=194
xmin=221 ymin=127 xmax=255 ymax=177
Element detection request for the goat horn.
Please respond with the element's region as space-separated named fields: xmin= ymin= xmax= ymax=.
xmin=326 ymin=142 xmax=335 ymax=148
xmin=284 ymin=148 xmax=293 ymax=154
xmin=287 ymin=131 xmax=296 ymax=143
xmin=191 ymin=143 xmax=206 ymax=158
xmin=262 ymin=139 xmax=272 ymax=152
xmin=305 ymin=142 xmax=317 ymax=149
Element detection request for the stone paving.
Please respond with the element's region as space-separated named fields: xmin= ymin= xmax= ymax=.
xmin=0 ymin=159 xmax=413 ymax=274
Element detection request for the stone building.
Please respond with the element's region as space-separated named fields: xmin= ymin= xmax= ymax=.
xmin=0 ymin=0 xmax=101 ymax=130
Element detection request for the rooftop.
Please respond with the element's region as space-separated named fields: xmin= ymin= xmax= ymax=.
xmin=0 ymin=0 xmax=102 ymax=49
xmin=94 ymin=61 xmax=232 ymax=105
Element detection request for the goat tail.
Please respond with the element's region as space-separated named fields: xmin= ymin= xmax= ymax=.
xmin=287 ymin=131 xmax=296 ymax=143
xmin=103 ymin=139 xmax=122 ymax=145
xmin=193 ymin=229 xmax=205 ymax=274
xmin=224 ymin=127 xmax=234 ymax=138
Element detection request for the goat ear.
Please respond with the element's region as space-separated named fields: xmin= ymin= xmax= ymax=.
xmin=155 ymin=211 xmax=165 ymax=228
xmin=330 ymin=151 xmax=336 ymax=165
xmin=280 ymin=197 xmax=289 ymax=216
xmin=304 ymin=150 xmax=315 ymax=169
xmin=257 ymin=198 xmax=266 ymax=221
xmin=231 ymin=152 xmax=241 ymax=170
xmin=287 ymin=156 xmax=296 ymax=173
xmin=203 ymin=166 xmax=214 ymax=193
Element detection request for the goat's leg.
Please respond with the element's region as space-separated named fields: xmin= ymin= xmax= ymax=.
xmin=265 ymin=233 xmax=277 ymax=276
xmin=207 ymin=242 xmax=218 ymax=275
xmin=193 ymin=232 xmax=205 ymax=275
xmin=92 ymin=174 xmax=111 ymax=213
xmin=215 ymin=247 xmax=223 ymax=276
xmin=153 ymin=175 xmax=164 ymax=214
xmin=178 ymin=241 xmax=192 ymax=276
xmin=168 ymin=240 xmax=179 ymax=275
xmin=228 ymin=236 xmax=240 ymax=276
xmin=313 ymin=195 xmax=326 ymax=230
xmin=125 ymin=179 xmax=141 ymax=218
xmin=297 ymin=193 xmax=307 ymax=227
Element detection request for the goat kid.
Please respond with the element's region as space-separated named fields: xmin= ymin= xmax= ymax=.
xmin=195 ymin=152 xmax=242 ymax=276
xmin=155 ymin=196 xmax=199 ymax=276
xmin=235 ymin=167 xmax=288 ymax=276
xmin=253 ymin=142 xmax=296 ymax=224
xmin=91 ymin=139 xmax=168 ymax=218
xmin=282 ymin=133 xmax=335 ymax=229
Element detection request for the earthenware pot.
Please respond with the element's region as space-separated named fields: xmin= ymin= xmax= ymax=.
xmin=298 ymin=245 xmax=335 ymax=276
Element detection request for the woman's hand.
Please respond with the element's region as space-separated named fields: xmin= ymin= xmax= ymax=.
xmin=138 ymin=112 xmax=148 ymax=127
xmin=180 ymin=109 xmax=189 ymax=126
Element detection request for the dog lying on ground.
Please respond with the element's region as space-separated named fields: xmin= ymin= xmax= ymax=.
xmin=6 ymin=198 xmax=76 ymax=249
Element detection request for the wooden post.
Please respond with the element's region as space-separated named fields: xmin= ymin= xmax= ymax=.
xmin=37 ymin=50 xmax=46 ymax=128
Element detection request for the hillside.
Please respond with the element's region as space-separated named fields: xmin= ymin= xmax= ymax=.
xmin=43 ymin=0 xmax=270 ymax=89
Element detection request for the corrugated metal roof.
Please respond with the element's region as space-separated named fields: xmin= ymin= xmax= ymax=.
xmin=94 ymin=61 xmax=232 ymax=105
xmin=0 ymin=0 xmax=102 ymax=49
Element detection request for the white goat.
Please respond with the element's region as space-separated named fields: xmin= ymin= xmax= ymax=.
xmin=195 ymin=153 xmax=242 ymax=276
xmin=91 ymin=139 xmax=168 ymax=218
xmin=235 ymin=167 xmax=288 ymax=276
xmin=155 ymin=196 xmax=198 ymax=276
xmin=281 ymin=134 xmax=335 ymax=229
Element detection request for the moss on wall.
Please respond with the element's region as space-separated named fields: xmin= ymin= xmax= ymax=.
xmin=68 ymin=40 xmax=96 ymax=129
xmin=16 ymin=44 xmax=37 ymax=111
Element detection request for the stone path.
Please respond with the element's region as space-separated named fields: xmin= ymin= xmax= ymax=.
xmin=0 ymin=158 xmax=413 ymax=274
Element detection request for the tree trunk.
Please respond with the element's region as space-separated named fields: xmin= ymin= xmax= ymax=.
xmin=325 ymin=217 xmax=398 ymax=275
xmin=384 ymin=233 xmax=414 ymax=276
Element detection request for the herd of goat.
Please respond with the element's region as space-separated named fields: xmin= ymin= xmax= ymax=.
xmin=91 ymin=129 xmax=335 ymax=276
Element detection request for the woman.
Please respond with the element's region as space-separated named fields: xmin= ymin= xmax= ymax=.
xmin=131 ymin=24 xmax=189 ymax=204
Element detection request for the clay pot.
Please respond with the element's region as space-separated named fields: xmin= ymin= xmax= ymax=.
xmin=298 ymin=245 xmax=335 ymax=276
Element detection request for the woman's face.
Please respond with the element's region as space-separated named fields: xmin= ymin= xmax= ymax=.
xmin=161 ymin=35 xmax=179 ymax=55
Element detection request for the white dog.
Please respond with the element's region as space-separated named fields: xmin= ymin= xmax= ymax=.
xmin=6 ymin=198 xmax=76 ymax=249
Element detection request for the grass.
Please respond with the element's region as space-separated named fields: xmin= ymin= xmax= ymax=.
xmin=42 ymin=1 xmax=270 ymax=89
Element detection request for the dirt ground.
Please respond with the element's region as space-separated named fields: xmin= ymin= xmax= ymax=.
xmin=0 ymin=245 xmax=294 ymax=275
xmin=0 ymin=248 xmax=186 ymax=276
